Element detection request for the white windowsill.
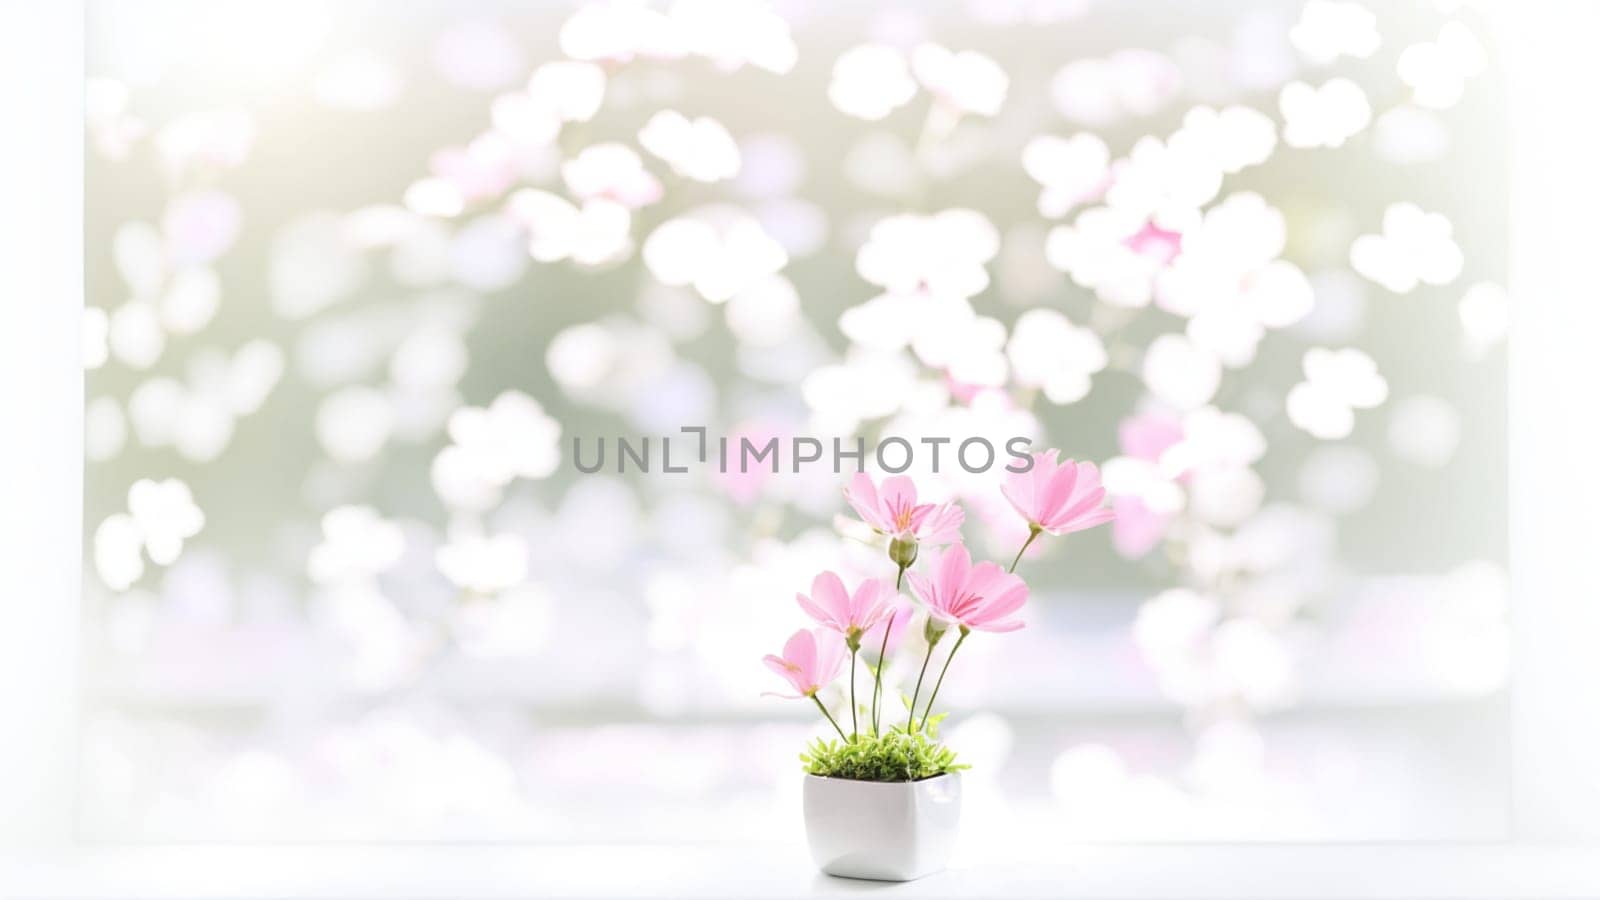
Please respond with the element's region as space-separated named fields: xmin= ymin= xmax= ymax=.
xmin=4 ymin=844 xmax=1600 ymax=899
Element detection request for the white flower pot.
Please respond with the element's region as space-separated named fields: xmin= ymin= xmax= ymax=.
xmin=802 ymin=772 xmax=962 ymax=882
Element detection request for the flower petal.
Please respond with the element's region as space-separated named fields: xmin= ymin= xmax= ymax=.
xmin=1000 ymin=480 xmax=1034 ymax=523
xmin=973 ymin=618 xmax=1025 ymax=633
xmin=936 ymin=543 xmax=972 ymax=595
xmin=1037 ymin=457 xmax=1081 ymax=524
xmin=783 ymin=628 xmax=816 ymax=676
xmin=970 ymin=579 xmax=1028 ymax=625
xmin=796 ymin=592 xmax=837 ymax=628
xmin=963 ymin=559 xmax=1011 ymax=602
xmin=810 ymin=570 xmax=851 ymax=622
xmin=917 ymin=502 xmax=965 ymax=545
xmin=843 ymin=472 xmax=885 ymax=530
xmin=906 ymin=570 xmax=935 ymax=608
xmin=850 ymin=578 xmax=890 ymax=629
xmin=879 ymin=475 xmax=920 ymax=531
xmin=1053 ymin=485 xmax=1107 ymax=529
xmin=811 ymin=627 xmax=848 ymax=685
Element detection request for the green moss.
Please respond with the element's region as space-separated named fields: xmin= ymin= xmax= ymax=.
xmin=799 ymin=718 xmax=968 ymax=782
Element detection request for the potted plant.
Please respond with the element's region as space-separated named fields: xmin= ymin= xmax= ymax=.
xmin=762 ymin=452 xmax=1114 ymax=881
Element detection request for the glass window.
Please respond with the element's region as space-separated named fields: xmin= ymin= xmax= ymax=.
xmin=78 ymin=0 xmax=1509 ymax=843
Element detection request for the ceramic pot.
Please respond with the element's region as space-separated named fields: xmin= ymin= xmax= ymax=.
xmin=802 ymin=772 xmax=961 ymax=881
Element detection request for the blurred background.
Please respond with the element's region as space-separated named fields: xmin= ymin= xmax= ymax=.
xmin=80 ymin=0 xmax=1508 ymax=845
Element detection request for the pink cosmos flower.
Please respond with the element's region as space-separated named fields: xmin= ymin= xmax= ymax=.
xmin=795 ymin=571 xmax=893 ymax=644
xmin=1002 ymin=450 xmax=1115 ymax=536
xmin=907 ymin=544 xmax=1029 ymax=634
xmin=859 ymin=595 xmax=917 ymax=654
xmin=762 ymin=627 xmax=848 ymax=698
xmin=843 ymin=473 xmax=965 ymax=545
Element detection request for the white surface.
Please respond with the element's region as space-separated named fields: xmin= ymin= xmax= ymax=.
xmin=4 ymin=844 xmax=1600 ymax=899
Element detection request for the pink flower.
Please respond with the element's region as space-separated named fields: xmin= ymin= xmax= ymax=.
xmin=762 ymin=627 xmax=848 ymax=698
xmin=843 ymin=473 xmax=964 ymax=545
xmin=907 ymin=544 xmax=1029 ymax=634
xmin=1002 ymin=450 xmax=1115 ymax=536
xmin=796 ymin=571 xmax=893 ymax=645
xmin=859 ymin=595 xmax=917 ymax=654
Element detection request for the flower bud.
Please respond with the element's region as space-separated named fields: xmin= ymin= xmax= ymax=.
xmin=888 ymin=536 xmax=918 ymax=569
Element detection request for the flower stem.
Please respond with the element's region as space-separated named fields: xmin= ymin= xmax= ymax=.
xmin=849 ymin=647 xmax=858 ymax=740
xmin=907 ymin=632 xmax=941 ymax=733
xmin=896 ymin=563 xmax=906 ymax=590
xmin=811 ymin=694 xmax=849 ymax=743
xmin=920 ymin=628 xmax=969 ymax=728
xmin=870 ymin=610 xmax=895 ymax=737
xmin=1008 ymin=525 xmax=1042 ymax=574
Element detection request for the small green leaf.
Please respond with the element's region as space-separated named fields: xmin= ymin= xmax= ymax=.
xmin=793 ymin=729 xmax=966 ymax=782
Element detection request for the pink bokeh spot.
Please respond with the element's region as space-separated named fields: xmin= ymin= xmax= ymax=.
xmin=430 ymin=135 xmax=518 ymax=202
xmin=1112 ymin=496 xmax=1170 ymax=559
xmin=1124 ymin=220 xmax=1183 ymax=266
xmin=714 ymin=424 xmax=784 ymax=506
xmin=1118 ymin=411 xmax=1184 ymax=462
xmin=163 ymin=190 xmax=242 ymax=264
xmin=944 ymin=373 xmax=986 ymax=405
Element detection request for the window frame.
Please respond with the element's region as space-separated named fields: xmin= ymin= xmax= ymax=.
xmin=2 ymin=1 xmax=1597 ymax=895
